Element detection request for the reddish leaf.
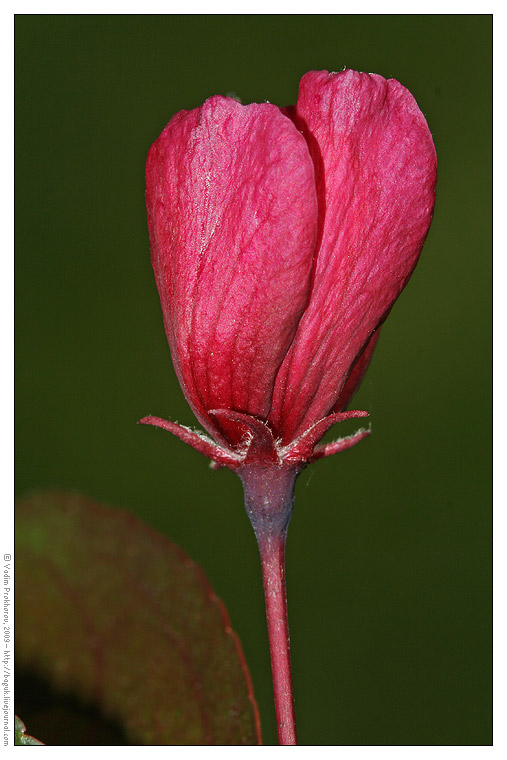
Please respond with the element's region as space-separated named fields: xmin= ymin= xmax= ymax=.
xmin=15 ymin=491 xmax=261 ymax=745
xmin=14 ymin=715 xmax=44 ymax=745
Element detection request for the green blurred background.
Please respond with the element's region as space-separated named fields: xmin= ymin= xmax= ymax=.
xmin=15 ymin=15 xmax=492 ymax=746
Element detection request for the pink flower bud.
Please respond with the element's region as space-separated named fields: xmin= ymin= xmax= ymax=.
xmin=141 ymin=69 xmax=436 ymax=469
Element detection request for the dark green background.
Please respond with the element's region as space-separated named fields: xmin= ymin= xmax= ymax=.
xmin=15 ymin=15 xmax=492 ymax=746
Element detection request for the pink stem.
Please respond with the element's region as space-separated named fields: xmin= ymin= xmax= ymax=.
xmin=258 ymin=530 xmax=297 ymax=745
xmin=239 ymin=464 xmax=300 ymax=746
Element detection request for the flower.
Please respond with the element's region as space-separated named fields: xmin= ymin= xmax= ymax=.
xmin=141 ymin=69 xmax=436 ymax=471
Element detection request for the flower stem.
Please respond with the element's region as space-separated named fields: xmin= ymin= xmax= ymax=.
xmin=258 ymin=528 xmax=296 ymax=745
xmin=240 ymin=465 xmax=300 ymax=746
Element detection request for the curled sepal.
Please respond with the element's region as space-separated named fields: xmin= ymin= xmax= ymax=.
xmin=138 ymin=416 xmax=240 ymax=468
xmin=209 ymin=409 xmax=279 ymax=466
xmin=281 ymin=410 xmax=370 ymax=464
xmin=310 ymin=427 xmax=371 ymax=462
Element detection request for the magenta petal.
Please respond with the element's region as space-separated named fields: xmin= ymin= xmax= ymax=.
xmin=270 ymin=69 xmax=437 ymax=442
xmin=146 ymin=96 xmax=318 ymax=441
xmin=333 ymin=329 xmax=381 ymax=412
